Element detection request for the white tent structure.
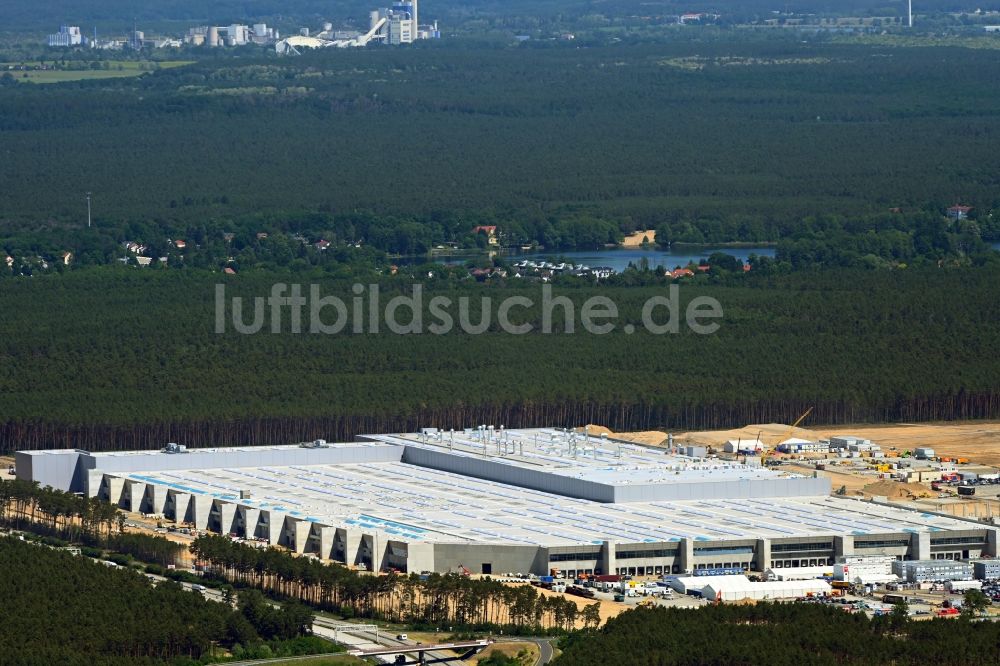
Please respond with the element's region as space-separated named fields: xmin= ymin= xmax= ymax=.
xmin=664 ymin=574 xmax=748 ymax=595
xmin=765 ymin=565 xmax=832 ymax=581
xmin=702 ymin=578 xmax=831 ymax=602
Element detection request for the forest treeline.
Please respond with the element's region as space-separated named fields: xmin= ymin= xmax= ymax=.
xmin=2 ymin=41 xmax=1000 ymax=247
xmin=0 ymin=535 xmax=326 ymax=665
xmin=1 ymin=267 xmax=998 ymax=451
xmin=552 ymin=604 xmax=1000 ymax=665
xmin=192 ymin=534 xmax=600 ymax=632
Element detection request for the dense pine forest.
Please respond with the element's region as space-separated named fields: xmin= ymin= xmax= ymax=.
xmin=3 ymin=40 xmax=1000 ymax=243
xmin=1 ymin=267 xmax=998 ymax=451
xmin=552 ymin=604 xmax=1000 ymax=665
xmin=2 ymin=34 xmax=1000 ymax=450
xmin=0 ymin=536 xmax=326 ymax=665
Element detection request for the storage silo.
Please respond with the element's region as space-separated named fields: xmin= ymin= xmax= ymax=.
xmin=207 ymin=26 xmax=220 ymax=47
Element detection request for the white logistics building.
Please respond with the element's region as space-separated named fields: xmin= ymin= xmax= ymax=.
xmin=16 ymin=427 xmax=1000 ymax=577
xmin=892 ymin=559 xmax=974 ymax=583
xmin=834 ymin=555 xmax=899 ymax=585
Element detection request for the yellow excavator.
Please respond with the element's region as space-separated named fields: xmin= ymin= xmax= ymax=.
xmin=759 ymin=407 xmax=813 ymax=467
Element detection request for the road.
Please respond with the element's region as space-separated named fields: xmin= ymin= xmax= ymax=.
xmin=312 ymin=615 xmax=470 ymax=665
xmin=533 ymin=637 xmax=555 ymax=664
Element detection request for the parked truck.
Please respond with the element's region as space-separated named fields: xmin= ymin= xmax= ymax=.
xmin=566 ymin=586 xmax=595 ymax=599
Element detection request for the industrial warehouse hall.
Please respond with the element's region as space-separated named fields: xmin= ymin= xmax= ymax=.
xmin=17 ymin=428 xmax=998 ymax=576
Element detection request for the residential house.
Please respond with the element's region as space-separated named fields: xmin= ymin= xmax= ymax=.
xmin=472 ymin=225 xmax=499 ymax=246
xmin=946 ymin=205 xmax=971 ymax=220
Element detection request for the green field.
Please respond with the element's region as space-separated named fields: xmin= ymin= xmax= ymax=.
xmin=3 ymin=60 xmax=192 ymax=83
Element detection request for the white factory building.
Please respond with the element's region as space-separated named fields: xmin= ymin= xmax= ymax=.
xmin=16 ymin=428 xmax=999 ymax=576
xmin=48 ymin=26 xmax=83 ymax=47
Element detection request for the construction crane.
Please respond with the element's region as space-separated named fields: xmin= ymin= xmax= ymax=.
xmin=759 ymin=407 xmax=813 ymax=467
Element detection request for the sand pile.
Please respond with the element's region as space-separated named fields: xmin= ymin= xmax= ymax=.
xmin=578 ymin=425 xmax=669 ymax=447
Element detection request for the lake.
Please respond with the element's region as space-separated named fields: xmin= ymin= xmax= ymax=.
xmin=432 ymin=246 xmax=776 ymax=273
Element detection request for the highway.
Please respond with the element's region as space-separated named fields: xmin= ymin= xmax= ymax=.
xmin=312 ymin=616 xmax=477 ymax=665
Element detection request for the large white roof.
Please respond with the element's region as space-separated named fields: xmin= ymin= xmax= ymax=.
xmin=371 ymin=428 xmax=791 ymax=485
xmin=120 ymin=459 xmax=980 ymax=548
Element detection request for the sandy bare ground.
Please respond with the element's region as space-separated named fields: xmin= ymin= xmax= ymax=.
xmin=588 ymin=422 xmax=1000 ymax=501
xmin=620 ymin=230 xmax=657 ymax=247
xmin=663 ymin=421 xmax=1000 ymax=468
xmin=502 ymin=582 xmax=627 ymax=626
xmin=671 ymin=423 xmax=817 ymax=449
xmin=579 ymin=425 xmax=668 ymax=446
xmin=812 ymin=422 xmax=1000 ymax=467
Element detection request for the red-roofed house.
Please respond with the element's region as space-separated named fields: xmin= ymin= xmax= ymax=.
xmin=174 ymin=239 xmax=187 ymax=249
xmin=697 ymin=264 xmax=711 ymax=272
xmin=946 ymin=205 xmax=972 ymax=220
xmin=472 ymin=225 xmax=499 ymax=246
xmin=672 ymin=268 xmax=695 ymax=278
xmin=223 ymin=267 xmax=236 ymax=275
xmin=314 ymin=239 xmax=331 ymax=250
